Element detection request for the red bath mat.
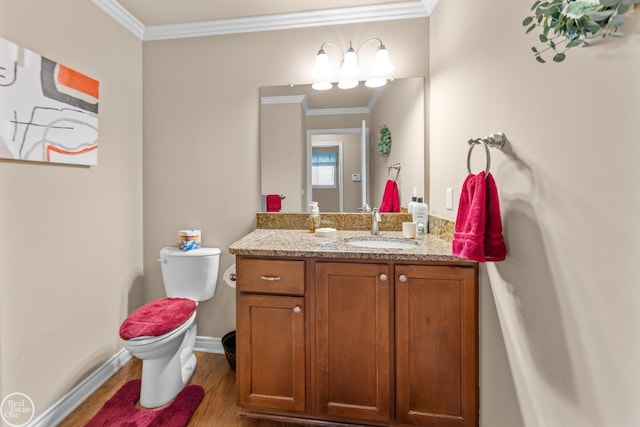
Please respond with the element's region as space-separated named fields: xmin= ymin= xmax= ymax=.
xmin=85 ymin=379 xmax=204 ymax=427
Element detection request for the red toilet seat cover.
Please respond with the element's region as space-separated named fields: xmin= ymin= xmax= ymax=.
xmin=119 ymin=297 xmax=197 ymax=340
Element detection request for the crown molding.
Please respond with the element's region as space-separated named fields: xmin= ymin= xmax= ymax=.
xmin=92 ymin=0 xmax=438 ymax=41
xmin=306 ymin=107 xmax=371 ymax=116
xmin=261 ymin=95 xmax=307 ymax=105
xmin=91 ymin=0 xmax=145 ymax=40
xmin=261 ymin=95 xmax=378 ymax=117
xmin=367 ymin=86 xmax=386 ymax=111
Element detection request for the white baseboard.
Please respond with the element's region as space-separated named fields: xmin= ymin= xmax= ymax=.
xmin=29 ymin=348 xmax=132 ymax=427
xmin=195 ymin=335 xmax=224 ymax=354
xmin=29 ymin=335 xmax=222 ymax=427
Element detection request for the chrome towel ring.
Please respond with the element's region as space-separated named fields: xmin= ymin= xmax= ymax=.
xmin=467 ymin=139 xmax=490 ymax=175
xmin=386 ymin=163 xmax=401 ymax=180
xmin=466 ymin=132 xmax=506 ymax=175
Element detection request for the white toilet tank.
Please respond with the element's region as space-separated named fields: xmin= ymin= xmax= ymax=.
xmin=159 ymin=247 xmax=221 ymax=301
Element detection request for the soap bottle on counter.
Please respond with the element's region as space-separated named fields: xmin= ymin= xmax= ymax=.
xmin=309 ymin=202 xmax=321 ymax=233
xmin=412 ymin=197 xmax=429 ymax=236
xmin=408 ymin=187 xmax=418 ymax=214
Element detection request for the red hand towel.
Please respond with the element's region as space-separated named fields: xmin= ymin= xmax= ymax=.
xmin=484 ymin=173 xmax=506 ymax=261
xmin=266 ymin=194 xmax=281 ymax=212
xmin=452 ymin=172 xmax=506 ymax=262
xmin=379 ymin=179 xmax=400 ymax=212
xmin=452 ymin=172 xmax=487 ymax=262
xmin=390 ymin=180 xmax=400 ymax=212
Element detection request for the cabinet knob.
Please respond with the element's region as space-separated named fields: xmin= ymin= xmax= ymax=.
xmin=398 ymin=274 xmax=407 ymax=282
xmin=379 ymin=274 xmax=388 ymax=282
xmin=293 ymin=306 xmax=302 ymax=314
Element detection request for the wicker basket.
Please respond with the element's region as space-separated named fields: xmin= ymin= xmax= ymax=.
xmin=222 ymin=330 xmax=236 ymax=371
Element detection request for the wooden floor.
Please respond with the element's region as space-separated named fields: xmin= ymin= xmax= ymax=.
xmin=58 ymin=352 xmax=295 ymax=426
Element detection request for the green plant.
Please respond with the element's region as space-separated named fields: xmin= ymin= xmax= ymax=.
xmin=523 ymin=0 xmax=638 ymax=63
xmin=377 ymin=124 xmax=392 ymax=157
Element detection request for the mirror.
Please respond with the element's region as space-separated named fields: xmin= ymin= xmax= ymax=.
xmin=260 ymin=77 xmax=425 ymax=213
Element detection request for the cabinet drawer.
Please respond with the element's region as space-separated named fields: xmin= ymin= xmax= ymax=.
xmin=237 ymin=258 xmax=305 ymax=295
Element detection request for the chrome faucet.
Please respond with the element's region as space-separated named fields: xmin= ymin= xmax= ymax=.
xmin=371 ymin=207 xmax=381 ymax=235
xmin=359 ymin=203 xmax=371 ymax=213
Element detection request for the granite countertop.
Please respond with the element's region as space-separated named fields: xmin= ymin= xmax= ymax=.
xmin=229 ymin=229 xmax=468 ymax=262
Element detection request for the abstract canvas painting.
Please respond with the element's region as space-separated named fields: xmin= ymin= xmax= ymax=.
xmin=0 ymin=36 xmax=99 ymax=165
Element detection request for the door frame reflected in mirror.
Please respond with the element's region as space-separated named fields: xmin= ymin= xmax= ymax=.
xmin=307 ymin=127 xmax=370 ymax=213
xmin=309 ymin=140 xmax=344 ymax=212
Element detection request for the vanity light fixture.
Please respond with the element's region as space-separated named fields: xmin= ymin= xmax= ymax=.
xmin=310 ymin=38 xmax=394 ymax=90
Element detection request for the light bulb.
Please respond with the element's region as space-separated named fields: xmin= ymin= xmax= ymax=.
xmin=370 ymin=45 xmax=394 ymax=76
xmin=311 ymin=49 xmax=332 ymax=80
xmin=365 ymin=78 xmax=387 ymax=88
xmin=312 ymin=81 xmax=333 ymax=90
xmin=340 ymin=45 xmax=361 ymax=78
xmin=338 ymin=79 xmax=359 ymax=89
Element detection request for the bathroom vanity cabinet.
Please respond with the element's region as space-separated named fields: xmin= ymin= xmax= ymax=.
xmin=235 ymin=258 xmax=306 ymax=412
xmin=315 ymin=261 xmax=392 ymax=423
xmin=394 ymin=264 xmax=477 ymax=426
xmin=235 ymin=254 xmax=478 ymax=427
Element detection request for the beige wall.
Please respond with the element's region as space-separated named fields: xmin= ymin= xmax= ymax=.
xmin=430 ymin=1 xmax=640 ymax=426
xmin=142 ymin=19 xmax=430 ymax=340
xmin=261 ymin=102 xmax=305 ymax=212
xmin=0 ymin=0 xmax=143 ymax=417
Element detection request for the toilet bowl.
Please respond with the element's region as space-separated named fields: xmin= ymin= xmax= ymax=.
xmin=119 ymin=247 xmax=220 ymax=408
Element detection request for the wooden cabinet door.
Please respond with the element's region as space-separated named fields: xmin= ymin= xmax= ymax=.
xmin=395 ymin=265 xmax=478 ymax=427
xmin=237 ymin=294 xmax=306 ymax=412
xmin=315 ymin=262 xmax=391 ymax=424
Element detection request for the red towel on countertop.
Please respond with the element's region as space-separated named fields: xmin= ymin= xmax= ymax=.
xmin=452 ymin=172 xmax=506 ymax=262
xmin=379 ymin=179 xmax=400 ymax=212
xmin=266 ymin=194 xmax=281 ymax=212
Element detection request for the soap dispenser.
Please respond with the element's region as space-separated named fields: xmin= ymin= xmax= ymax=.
xmin=408 ymin=187 xmax=418 ymax=214
xmin=412 ymin=197 xmax=429 ymax=236
xmin=309 ymin=202 xmax=321 ymax=233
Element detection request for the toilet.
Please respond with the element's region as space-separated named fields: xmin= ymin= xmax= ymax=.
xmin=119 ymin=246 xmax=221 ymax=408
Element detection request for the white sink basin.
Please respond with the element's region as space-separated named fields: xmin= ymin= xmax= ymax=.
xmin=344 ymin=237 xmax=419 ymax=249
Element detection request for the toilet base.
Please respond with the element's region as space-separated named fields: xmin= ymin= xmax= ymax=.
xmin=139 ymin=323 xmax=197 ymax=408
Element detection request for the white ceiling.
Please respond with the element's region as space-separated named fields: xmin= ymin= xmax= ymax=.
xmin=91 ymin=0 xmax=438 ymax=41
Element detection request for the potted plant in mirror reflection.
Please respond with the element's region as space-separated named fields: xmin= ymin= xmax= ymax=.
xmin=523 ymin=0 xmax=638 ymax=63
xmin=378 ymin=124 xmax=392 ymax=157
